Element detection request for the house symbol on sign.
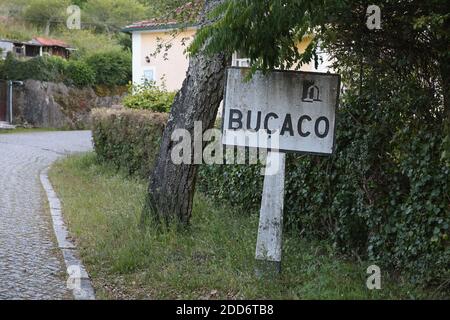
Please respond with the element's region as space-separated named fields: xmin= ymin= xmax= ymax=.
xmin=302 ymin=81 xmax=321 ymax=103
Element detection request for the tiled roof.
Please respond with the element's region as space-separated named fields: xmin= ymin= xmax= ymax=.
xmin=32 ymin=37 xmax=70 ymax=48
xmin=122 ymin=0 xmax=202 ymax=32
xmin=122 ymin=18 xmax=199 ymax=33
xmin=122 ymin=19 xmax=182 ymax=32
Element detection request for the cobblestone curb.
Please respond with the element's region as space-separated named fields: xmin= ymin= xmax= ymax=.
xmin=40 ymin=167 xmax=96 ymax=300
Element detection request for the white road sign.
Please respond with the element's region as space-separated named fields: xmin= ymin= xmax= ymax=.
xmin=222 ymin=68 xmax=340 ymax=155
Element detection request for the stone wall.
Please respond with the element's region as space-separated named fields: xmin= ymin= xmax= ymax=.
xmin=12 ymin=80 xmax=126 ymax=129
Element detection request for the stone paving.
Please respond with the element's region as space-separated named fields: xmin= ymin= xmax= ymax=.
xmin=0 ymin=131 xmax=92 ymax=299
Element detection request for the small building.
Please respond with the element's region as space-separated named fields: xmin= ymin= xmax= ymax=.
xmin=30 ymin=37 xmax=74 ymax=59
xmin=0 ymin=39 xmax=41 ymax=59
xmin=0 ymin=40 xmax=13 ymax=59
xmin=0 ymin=37 xmax=74 ymax=60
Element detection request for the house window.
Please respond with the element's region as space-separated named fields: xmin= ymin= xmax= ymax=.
xmin=232 ymin=51 xmax=250 ymax=67
xmin=143 ymin=68 xmax=156 ymax=82
xmin=13 ymin=46 xmax=24 ymax=55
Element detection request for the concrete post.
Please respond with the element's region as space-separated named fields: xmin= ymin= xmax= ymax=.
xmin=255 ymin=151 xmax=286 ymax=276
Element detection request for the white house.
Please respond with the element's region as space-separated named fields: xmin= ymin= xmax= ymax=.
xmin=123 ymin=19 xmax=333 ymax=93
xmin=122 ymin=20 xmax=197 ymax=92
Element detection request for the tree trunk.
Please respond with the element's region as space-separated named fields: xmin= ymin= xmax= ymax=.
xmin=44 ymin=20 xmax=51 ymax=36
xmin=142 ymin=0 xmax=228 ymax=225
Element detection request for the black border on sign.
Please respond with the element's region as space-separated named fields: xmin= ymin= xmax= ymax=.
xmin=221 ymin=67 xmax=341 ymax=157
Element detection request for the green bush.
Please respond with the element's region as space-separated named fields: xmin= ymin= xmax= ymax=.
xmin=0 ymin=50 xmax=132 ymax=88
xmin=91 ymin=83 xmax=448 ymax=287
xmin=58 ymin=29 xmax=125 ymax=57
xmin=198 ymin=159 xmax=264 ymax=214
xmin=85 ymin=50 xmax=132 ymax=86
xmin=1 ymin=53 xmax=67 ymax=82
xmin=91 ymin=108 xmax=168 ymax=178
xmin=123 ymin=82 xmax=176 ymax=113
xmin=45 ymin=56 xmax=68 ymax=78
xmin=197 ymin=92 xmax=449 ymax=287
xmin=65 ymin=60 xmax=95 ymax=87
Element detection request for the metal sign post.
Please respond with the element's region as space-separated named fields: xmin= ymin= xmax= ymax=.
xmin=222 ymin=67 xmax=340 ymax=275
xmin=8 ymin=80 xmax=13 ymax=124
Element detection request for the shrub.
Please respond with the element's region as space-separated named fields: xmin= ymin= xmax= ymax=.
xmin=0 ymin=50 xmax=132 ymax=88
xmin=1 ymin=54 xmax=67 ymax=82
xmin=91 ymin=108 xmax=168 ymax=178
xmin=65 ymin=60 xmax=95 ymax=87
xmin=123 ymin=82 xmax=176 ymax=113
xmin=197 ymin=94 xmax=450 ymax=287
xmin=45 ymin=56 xmax=68 ymax=78
xmin=198 ymin=157 xmax=264 ymax=214
xmin=58 ymin=29 xmax=124 ymax=57
xmin=85 ymin=50 xmax=132 ymax=86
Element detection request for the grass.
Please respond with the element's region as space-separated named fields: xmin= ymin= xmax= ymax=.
xmin=0 ymin=21 xmax=123 ymax=56
xmin=48 ymin=152 xmax=432 ymax=299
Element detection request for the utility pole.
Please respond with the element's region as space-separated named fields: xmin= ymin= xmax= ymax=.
xmin=7 ymin=81 xmax=24 ymax=125
xmin=8 ymin=80 xmax=12 ymax=124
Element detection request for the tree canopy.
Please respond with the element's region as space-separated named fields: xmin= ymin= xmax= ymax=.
xmin=0 ymin=0 xmax=194 ymax=36
xmin=191 ymin=1 xmax=448 ymax=77
xmin=23 ymin=0 xmax=70 ymax=35
xmin=83 ymin=0 xmax=148 ymax=33
xmin=189 ymin=0 xmax=450 ymax=285
xmin=190 ymin=0 xmax=449 ymax=131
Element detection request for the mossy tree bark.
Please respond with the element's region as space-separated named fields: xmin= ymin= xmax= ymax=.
xmin=143 ymin=0 xmax=228 ymax=225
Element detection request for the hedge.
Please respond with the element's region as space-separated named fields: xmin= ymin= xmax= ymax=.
xmin=197 ymin=101 xmax=450 ymax=286
xmin=0 ymin=54 xmax=66 ymax=82
xmin=0 ymin=50 xmax=131 ymax=87
xmin=90 ymin=100 xmax=448 ymax=287
xmin=91 ymin=108 xmax=168 ymax=178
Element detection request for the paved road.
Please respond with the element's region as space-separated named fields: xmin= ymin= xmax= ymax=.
xmin=0 ymin=131 xmax=92 ymax=299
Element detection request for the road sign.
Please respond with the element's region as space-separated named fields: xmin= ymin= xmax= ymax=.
xmin=222 ymin=68 xmax=340 ymax=155
xmin=222 ymin=67 xmax=341 ymax=275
